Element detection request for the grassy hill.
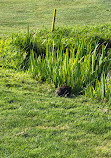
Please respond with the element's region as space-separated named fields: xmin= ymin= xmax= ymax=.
xmin=0 ymin=0 xmax=111 ymax=35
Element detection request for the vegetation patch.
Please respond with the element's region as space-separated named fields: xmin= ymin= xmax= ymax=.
xmin=1 ymin=25 xmax=111 ymax=101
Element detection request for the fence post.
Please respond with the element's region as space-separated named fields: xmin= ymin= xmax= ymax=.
xmin=51 ymin=9 xmax=56 ymax=32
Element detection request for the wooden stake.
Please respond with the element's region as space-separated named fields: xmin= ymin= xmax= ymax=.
xmin=51 ymin=9 xmax=56 ymax=32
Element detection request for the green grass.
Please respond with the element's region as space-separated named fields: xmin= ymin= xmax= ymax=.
xmin=0 ymin=0 xmax=111 ymax=157
xmin=0 ymin=67 xmax=111 ymax=158
xmin=0 ymin=0 xmax=111 ymax=35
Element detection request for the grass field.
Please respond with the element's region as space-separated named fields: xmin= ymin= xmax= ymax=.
xmin=0 ymin=0 xmax=111 ymax=157
xmin=0 ymin=67 xmax=111 ymax=158
xmin=0 ymin=0 xmax=111 ymax=35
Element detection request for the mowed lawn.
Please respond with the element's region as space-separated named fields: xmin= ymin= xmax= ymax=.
xmin=0 ymin=0 xmax=111 ymax=35
xmin=0 ymin=68 xmax=111 ymax=158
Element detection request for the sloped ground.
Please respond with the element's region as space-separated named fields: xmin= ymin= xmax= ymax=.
xmin=0 ymin=67 xmax=111 ymax=158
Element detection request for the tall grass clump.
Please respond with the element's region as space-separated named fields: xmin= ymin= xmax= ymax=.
xmin=30 ymin=37 xmax=111 ymax=101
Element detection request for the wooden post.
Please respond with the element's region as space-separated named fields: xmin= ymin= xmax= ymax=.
xmin=51 ymin=9 xmax=56 ymax=32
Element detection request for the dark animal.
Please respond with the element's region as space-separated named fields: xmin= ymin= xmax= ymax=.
xmin=56 ymin=86 xmax=71 ymax=97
